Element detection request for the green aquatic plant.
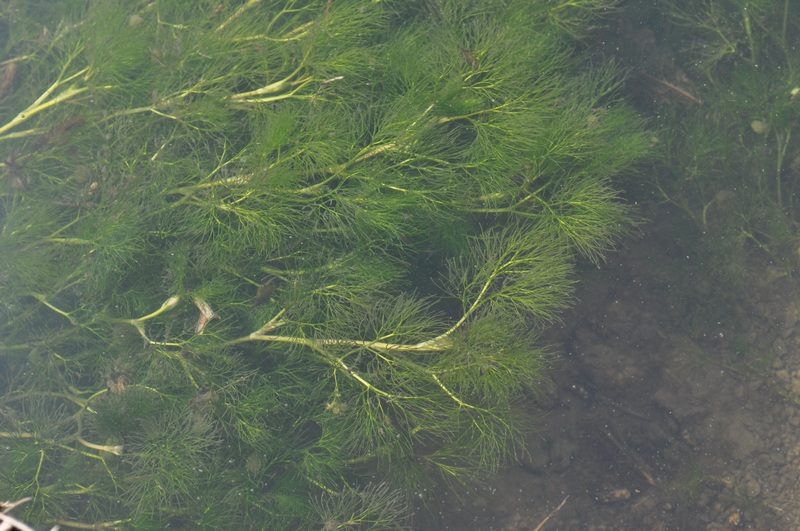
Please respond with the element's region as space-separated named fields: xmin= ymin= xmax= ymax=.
xmin=646 ymin=0 xmax=800 ymax=285
xmin=0 ymin=0 xmax=648 ymax=528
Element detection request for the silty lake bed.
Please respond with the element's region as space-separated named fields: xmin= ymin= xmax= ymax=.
xmin=422 ymin=205 xmax=800 ymax=530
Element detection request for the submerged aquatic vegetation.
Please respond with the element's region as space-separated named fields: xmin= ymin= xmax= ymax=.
xmin=650 ymin=0 xmax=800 ymax=280
xmin=0 ymin=0 xmax=648 ymax=528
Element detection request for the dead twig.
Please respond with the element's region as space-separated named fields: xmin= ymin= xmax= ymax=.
xmin=533 ymin=495 xmax=569 ymax=531
xmin=638 ymin=71 xmax=703 ymax=104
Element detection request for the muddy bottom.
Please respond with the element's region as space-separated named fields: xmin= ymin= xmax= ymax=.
xmin=420 ymin=207 xmax=800 ymax=530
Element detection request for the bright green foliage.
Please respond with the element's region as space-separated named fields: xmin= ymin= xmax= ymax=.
xmin=0 ymin=0 xmax=647 ymax=528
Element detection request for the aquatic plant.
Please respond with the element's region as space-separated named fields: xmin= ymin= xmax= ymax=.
xmin=0 ymin=0 xmax=648 ymax=527
xmin=652 ymin=0 xmax=800 ymax=278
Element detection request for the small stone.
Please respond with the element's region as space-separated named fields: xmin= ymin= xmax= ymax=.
xmin=744 ymin=477 xmax=761 ymax=497
xmin=751 ymin=119 xmax=768 ymax=134
xmin=596 ymin=487 xmax=631 ymax=503
xmin=128 ymin=14 xmax=145 ymax=27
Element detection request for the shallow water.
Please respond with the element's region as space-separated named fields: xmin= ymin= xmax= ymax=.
xmin=424 ymin=205 xmax=797 ymax=530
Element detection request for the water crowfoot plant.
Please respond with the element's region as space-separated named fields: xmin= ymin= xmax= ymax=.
xmin=0 ymin=0 xmax=648 ymax=528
